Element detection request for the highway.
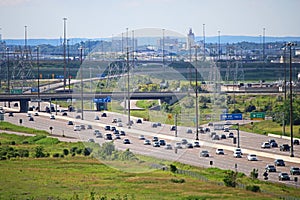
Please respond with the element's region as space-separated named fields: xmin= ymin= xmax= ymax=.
xmin=1 ymin=102 xmax=300 ymax=187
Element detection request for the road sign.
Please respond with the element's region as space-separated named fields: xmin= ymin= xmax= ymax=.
xmin=220 ymin=113 xmax=243 ymax=121
xmin=10 ymin=89 xmax=22 ymax=94
xmin=250 ymin=112 xmax=265 ymax=120
xmin=0 ymin=113 xmax=4 ymax=121
xmin=93 ymin=96 xmax=111 ymax=103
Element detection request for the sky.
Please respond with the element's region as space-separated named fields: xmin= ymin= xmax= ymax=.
xmin=0 ymin=0 xmax=299 ymax=39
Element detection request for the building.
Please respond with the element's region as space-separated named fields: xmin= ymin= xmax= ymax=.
xmin=186 ymin=28 xmax=195 ymax=50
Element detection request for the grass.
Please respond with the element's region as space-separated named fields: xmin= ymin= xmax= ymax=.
xmin=0 ymin=133 xmax=300 ymax=199
xmin=240 ymin=119 xmax=300 ymax=138
xmin=0 ymin=121 xmax=49 ymax=136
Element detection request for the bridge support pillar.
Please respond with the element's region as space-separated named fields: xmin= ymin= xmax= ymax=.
xmin=96 ymin=102 xmax=107 ymax=111
xmin=19 ymin=99 xmax=29 ymax=113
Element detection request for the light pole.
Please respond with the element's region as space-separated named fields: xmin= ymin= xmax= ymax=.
xmin=67 ymin=39 xmax=71 ymax=93
xmin=195 ymin=45 xmax=199 ymax=141
xmin=63 ymin=17 xmax=67 ymax=92
xmin=6 ymin=47 xmax=9 ymax=94
xmin=287 ymin=42 xmax=296 ymax=157
xmin=79 ymin=46 xmax=84 ymax=120
xmin=36 ymin=46 xmax=40 ymax=111
xmin=126 ymin=28 xmax=131 ymax=128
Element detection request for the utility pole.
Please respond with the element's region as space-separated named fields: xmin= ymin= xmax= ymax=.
xmin=63 ymin=18 xmax=67 ymax=92
xmin=195 ymin=45 xmax=199 ymax=141
xmin=126 ymin=28 xmax=131 ymax=128
xmin=36 ymin=46 xmax=40 ymax=111
xmin=79 ymin=46 xmax=84 ymax=120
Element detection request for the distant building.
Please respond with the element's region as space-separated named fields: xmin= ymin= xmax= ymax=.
xmin=186 ymin=28 xmax=195 ymax=50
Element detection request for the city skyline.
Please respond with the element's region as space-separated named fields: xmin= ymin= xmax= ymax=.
xmin=0 ymin=0 xmax=300 ymax=39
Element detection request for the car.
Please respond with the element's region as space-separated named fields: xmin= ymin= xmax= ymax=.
xmin=234 ymin=148 xmax=243 ymax=155
xmin=67 ymin=121 xmax=74 ymax=125
xmin=105 ymin=134 xmax=113 ymax=140
xmin=101 ymin=113 xmax=107 ymax=117
xmin=265 ymin=164 xmax=276 ymax=172
xmin=278 ymin=173 xmax=290 ymax=181
xmin=290 ymin=167 xmax=300 ymax=175
xmin=152 ymin=123 xmax=158 ymax=128
xmin=87 ymin=125 xmax=92 ymax=129
xmin=88 ymin=139 xmax=95 ymax=143
xmin=95 ymin=133 xmax=102 ymax=138
xmin=34 ymin=112 xmax=39 ymax=116
xmin=50 ymin=115 xmax=55 ymax=119
xmin=156 ymin=122 xmax=161 ymax=126
xmin=180 ymin=139 xmax=188 ymax=145
xmin=75 ymin=115 xmax=81 ymax=119
xmin=104 ymin=125 xmax=110 ymax=131
xmin=193 ymin=141 xmax=200 ymax=148
xmin=294 ymin=139 xmax=300 ymax=145
xmin=8 ymin=112 xmax=14 ymax=117
xmin=212 ymin=135 xmax=220 ymax=140
xmin=274 ymin=159 xmax=285 ymax=166
xmin=261 ymin=142 xmax=271 ymax=148
xmin=200 ymin=150 xmax=209 ymax=157
xmin=120 ymin=131 xmax=126 ymax=136
xmin=228 ymin=132 xmax=234 ymax=138
xmin=159 ymin=140 xmax=166 ymax=146
xmin=224 ymin=127 xmax=229 ymax=132
xmin=139 ymin=135 xmax=145 ymax=140
xmin=27 ymin=113 xmax=32 ymax=117
xmin=114 ymin=134 xmax=121 ymax=139
xmin=152 ymin=136 xmax=159 ymax=142
xmin=136 ymin=119 xmax=142 ymax=123
xmin=170 ymin=126 xmax=176 ymax=131
xmin=233 ymin=152 xmax=242 ymax=158
xmin=80 ymin=125 xmax=86 ymax=130
xmin=29 ymin=117 xmax=34 ymax=121
xmin=216 ymin=148 xmax=225 ymax=155
xmin=62 ymin=112 xmax=67 ymax=116
xmin=94 ymin=130 xmax=100 ymax=135
xmin=165 ymin=144 xmax=172 ymax=150
xmin=94 ymin=116 xmax=100 ymax=120
xmin=208 ymin=122 xmax=213 ymax=126
xmin=210 ymin=132 xmax=216 ymax=137
xmin=205 ymin=128 xmax=210 ymax=132
xmin=113 ymin=129 xmax=119 ymax=135
xmin=111 ymin=126 xmax=116 ymax=131
xmin=152 ymin=141 xmax=160 ymax=147
xmin=247 ymin=154 xmax=258 ymax=161
xmin=185 ymin=143 xmax=193 ymax=148
xmin=270 ymin=141 xmax=278 ymax=147
xmin=74 ymin=125 xmax=81 ymax=131
xmin=220 ymin=134 xmax=226 ymax=139
xmin=14 ymin=103 xmax=18 ymax=107
xmin=280 ymin=144 xmax=290 ymax=151
xmin=123 ymin=138 xmax=131 ymax=144
xmin=174 ymin=142 xmax=182 ymax=149
xmin=112 ymin=118 xmax=117 ymax=123
xmin=144 ymin=139 xmax=151 ymax=145
xmin=186 ymin=128 xmax=193 ymax=134
xmin=117 ymin=122 xmax=123 ymax=127
xmin=268 ymin=139 xmax=276 ymax=144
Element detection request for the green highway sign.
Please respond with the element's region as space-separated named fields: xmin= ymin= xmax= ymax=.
xmin=250 ymin=112 xmax=265 ymax=120
xmin=10 ymin=89 xmax=22 ymax=94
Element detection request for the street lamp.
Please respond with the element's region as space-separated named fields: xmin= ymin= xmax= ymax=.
xmin=36 ymin=46 xmax=40 ymax=111
xmin=287 ymin=42 xmax=296 ymax=157
xmin=67 ymin=39 xmax=71 ymax=93
xmin=79 ymin=46 xmax=84 ymax=120
xmin=193 ymin=45 xmax=200 ymax=140
xmin=6 ymin=47 xmax=10 ymax=94
xmin=63 ymin=17 xmax=67 ymax=92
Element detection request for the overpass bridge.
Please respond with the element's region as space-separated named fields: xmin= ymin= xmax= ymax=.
xmin=0 ymin=92 xmax=186 ymax=113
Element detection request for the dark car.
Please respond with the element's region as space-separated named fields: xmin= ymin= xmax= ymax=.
xmin=8 ymin=112 xmax=14 ymax=117
xmin=101 ymin=113 xmax=107 ymax=117
xmin=290 ymin=167 xmax=300 ymax=175
xmin=120 ymin=131 xmax=126 ymax=136
xmin=274 ymin=159 xmax=285 ymax=166
xmin=111 ymin=126 xmax=116 ymax=131
xmin=228 ymin=132 xmax=234 ymax=138
xmin=136 ymin=119 xmax=142 ymax=123
xmin=29 ymin=117 xmax=34 ymax=121
xmin=159 ymin=140 xmax=166 ymax=146
xmin=75 ymin=115 xmax=81 ymax=119
xmin=270 ymin=141 xmax=278 ymax=148
xmin=104 ymin=125 xmax=110 ymax=131
xmin=170 ymin=126 xmax=176 ymax=131
xmin=278 ymin=173 xmax=290 ymax=181
xmin=265 ymin=164 xmax=276 ymax=172
xmin=62 ymin=112 xmax=67 ymax=116
xmin=280 ymin=144 xmax=290 ymax=151
xmin=152 ymin=136 xmax=159 ymax=142
xmin=123 ymin=138 xmax=131 ymax=144
xmin=200 ymin=150 xmax=209 ymax=157
xmin=105 ymin=133 xmax=113 ymax=140
xmin=294 ymin=139 xmax=300 ymax=145
xmin=67 ymin=121 xmax=74 ymax=125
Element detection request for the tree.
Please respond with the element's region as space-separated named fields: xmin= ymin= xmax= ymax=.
xmin=223 ymin=170 xmax=238 ymax=187
xmin=34 ymin=146 xmax=46 ymax=158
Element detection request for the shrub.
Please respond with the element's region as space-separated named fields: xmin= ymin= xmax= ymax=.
xmin=70 ymin=147 xmax=78 ymax=154
xmin=76 ymin=149 xmax=82 ymax=155
xmin=18 ymin=149 xmax=29 ymax=157
xmin=34 ymin=146 xmax=46 ymax=158
xmin=63 ymin=149 xmax=69 ymax=156
xmin=53 ymin=153 xmax=60 ymax=158
xmin=250 ymin=169 xmax=259 ymax=180
xmin=246 ymin=185 xmax=260 ymax=192
xmin=170 ymin=178 xmax=185 ymax=183
xmin=170 ymin=164 xmax=177 ymax=173
xmin=223 ymin=170 xmax=237 ymax=187
xmin=10 ymin=141 xmax=16 ymax=145
xmin=83 ymin=147 xmax=92 ymax=156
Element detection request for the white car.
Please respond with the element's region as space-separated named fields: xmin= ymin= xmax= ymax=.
xmin=175 ymin=142 xmax=182 ymax=149
xmin=261 ymin=142 xmax=271 ymax=148
xmin=50 ymin=115 xmax=55 ymax=120
xmin=165 ymin=144 xmax=172 ymax=150
xmin=216 ymin=148 xmax=225 ymax=155
xmin=74 ymin=125 xmax=81 ymax=131
xmin=247 ymin=154 xmax=258 ymax=161
xmin=234 ymin=148 xmax=243 ymax=155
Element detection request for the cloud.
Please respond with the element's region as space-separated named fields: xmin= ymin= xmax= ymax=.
xmin=0 ymin=0 xmax=31 ymax=6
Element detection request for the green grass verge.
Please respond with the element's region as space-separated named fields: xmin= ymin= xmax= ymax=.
xmin=0 ymin=121 xmax=49 ymax=136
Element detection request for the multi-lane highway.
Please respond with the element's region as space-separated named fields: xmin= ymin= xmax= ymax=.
xmin=2 ymin=102 xmax=300 ymax=187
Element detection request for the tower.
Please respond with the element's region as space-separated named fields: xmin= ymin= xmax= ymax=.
xmin=186 ymin=28 xmax=195 ymax=50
